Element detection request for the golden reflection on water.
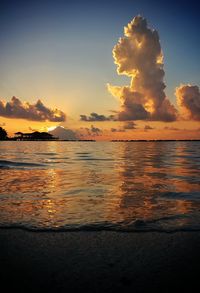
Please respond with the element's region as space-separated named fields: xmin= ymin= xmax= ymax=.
xmin=0 ymin=141 xmax=200 ymax=230
xmin=106 ymin=142 xmax=199 ymax=225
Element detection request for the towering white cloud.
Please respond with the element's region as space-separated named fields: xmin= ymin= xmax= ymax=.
xmin=108 ymin=15 xmax=177 ymax=122
xmin=175 ymin=84 xmax=200 ymax=120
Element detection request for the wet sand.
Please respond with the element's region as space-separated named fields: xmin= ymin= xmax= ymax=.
xmin=0 ymin=229 xmax=199 ymax=292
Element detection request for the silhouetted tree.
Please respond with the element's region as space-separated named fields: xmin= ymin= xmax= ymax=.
xmin=14 ymin=131 xmax=55 ymax=140
xmin=0 ymin=127 xmax=7 ymax=140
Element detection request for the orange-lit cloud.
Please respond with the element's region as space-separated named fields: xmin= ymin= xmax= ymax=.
xmin=175 ymin=84 xmax=200 ymax=120
xmin=108 ymin=15 xmax=177 ymax=122
xmin=144 ymin=125 xmax=154 ymax=131
xmin=80 ymin=112 xmax=115 ymax=121
xmin=123 ymin=121 xmax=137 ymax=129
xmin=75 ymin=15 xmax=200 ymax=129
xmin=111 ymin=127 xmax=125 ymax=133
xmin=0 ymin=96 xmax=66 ymax=122
xmin=48 ymin=126 xmax=78 ymax=140
xmin=90 ymin=125 xmax=102 ymax=135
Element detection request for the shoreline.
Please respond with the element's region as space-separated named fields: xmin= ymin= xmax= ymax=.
xmin=1 ymin=139 xmax=200 ymax=142
xmin=1 ymin=229 xmax=200 ymax=292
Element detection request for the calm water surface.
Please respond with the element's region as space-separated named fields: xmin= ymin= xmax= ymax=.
xmin=0 ymin=141 xmax=200 ymax=232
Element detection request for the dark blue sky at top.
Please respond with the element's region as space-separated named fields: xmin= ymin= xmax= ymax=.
xmin=0 ymin=0 xmax=199 ymax=110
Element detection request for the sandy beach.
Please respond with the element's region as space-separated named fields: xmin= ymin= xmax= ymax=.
xmin=0 ymin=229 xmax=200 ymax=292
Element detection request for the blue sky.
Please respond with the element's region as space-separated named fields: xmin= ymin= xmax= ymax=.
xmin=0 ymin=0 xmax=199 ymax=118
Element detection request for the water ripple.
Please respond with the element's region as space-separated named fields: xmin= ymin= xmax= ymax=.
xmin=0 ymin=141 xmax=200 ymax=232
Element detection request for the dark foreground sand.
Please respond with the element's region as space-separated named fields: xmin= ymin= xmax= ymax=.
xmin=0 ymin=229 xmax=200 ymax=293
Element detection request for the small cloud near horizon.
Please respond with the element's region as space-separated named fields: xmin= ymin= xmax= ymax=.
xmin=144 ymin=125 xmax=154 ymax=131
xmin=80 ymin=112 xmax=115 ymax=122
xmin=90 ymin=125 xmax=102 ymax=135
xmin=79 ymin=125 xmax=102 ymax=137
xmin=123 ymin=121 xmax=137 ymax=129
xmin=164 ymin=126 xmax=179 ymax=131
xmin=111 ymin=127 xmax=125 ymax=132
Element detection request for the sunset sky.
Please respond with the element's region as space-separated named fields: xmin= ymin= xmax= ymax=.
xmin=0 ymin=0 xmax=200 ymax=140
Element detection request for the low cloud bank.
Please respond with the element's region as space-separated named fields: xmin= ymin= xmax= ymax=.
xmin=0 ymin=96 xmax=66 ymax=122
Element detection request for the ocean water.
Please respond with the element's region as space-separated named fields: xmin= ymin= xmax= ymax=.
xmin=0 ymin=141 xmax=200 ymax=232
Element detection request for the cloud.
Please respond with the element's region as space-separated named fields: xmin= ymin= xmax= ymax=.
xmin=0 ymin=122 xmax=6 ymax=127
xmin=79 ymin=125 xmax=102 ymax=136
xmin=81 ymin=127 xmax=91 ymax=136
xmin=123 ymin=121 xmax=137 ymax=129
xmin=111 ymin=127 xmax=125 ymax=132
xmin=80 ymin=112 xmax=115 ymax=121
xmin=108 ymin=15 xmax=177 ymax=122
xmin=0 ymin=96 xmax=66 ymax=122
xmin=29 ymin=126 xmax=38 ymax=132
xmin=144 ymin=125 xmax=154 ymax=130
xmin=107 ymin=85 xmax=149 ymax=121
xmin=164 ymin=126 xmax=179 ymax=131
xmin=90 ymin=125 xmax=102 ymax=135
xmin=48 ymin=126 xmax=77 ymax=140
xmin=110 ymin=121 xmax=136 ymax=133
xmin=175 ymin=84 xmax=200 ymax=120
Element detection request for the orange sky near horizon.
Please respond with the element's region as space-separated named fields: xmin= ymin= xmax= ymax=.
xmin=1 ymin=116 xmax=199 ymax=141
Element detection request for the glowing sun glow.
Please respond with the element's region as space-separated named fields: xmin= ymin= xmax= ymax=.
xmin=47 ymin=126 xmax=60 ymax=132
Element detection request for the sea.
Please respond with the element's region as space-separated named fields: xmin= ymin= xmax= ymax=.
xmin=0 ymin=141 xmax=200 ymax=232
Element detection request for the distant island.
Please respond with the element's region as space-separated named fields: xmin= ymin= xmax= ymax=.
xmin=1 ymin=127 xmax=200 ymax=142
xmin=111 ymin=139 xmax=200 ymax=142
xmin=14 ymin=131 xmax=56 ymax=141
xmin=0 ymin=127 xmax=95 ymax=141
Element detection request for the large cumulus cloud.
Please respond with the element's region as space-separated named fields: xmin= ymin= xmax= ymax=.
xmin=0 ymin=96 xmax=66 ymax=122
xmin=175 ymin=84 xmax=200 ymax=120
xmin=108 ymin=15 xmax=177 ymax=122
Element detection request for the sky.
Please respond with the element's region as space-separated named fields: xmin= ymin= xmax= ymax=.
xmin=0 ymin=0 xmax=200 ymax=140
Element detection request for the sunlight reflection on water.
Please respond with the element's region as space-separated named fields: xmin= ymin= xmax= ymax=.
xmin=0 ymin=141 xmax=200 ymax=231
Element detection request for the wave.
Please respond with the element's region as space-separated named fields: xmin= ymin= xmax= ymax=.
xmin=74 ymin=158 xmax=114 ymax=161
xmin=160 ymin=191 xmax=200 ymax=201
xmin=1 ymin=215 xmax=199 ymax=233
xmin=0 ymin=159 xmax=45 ymax=169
